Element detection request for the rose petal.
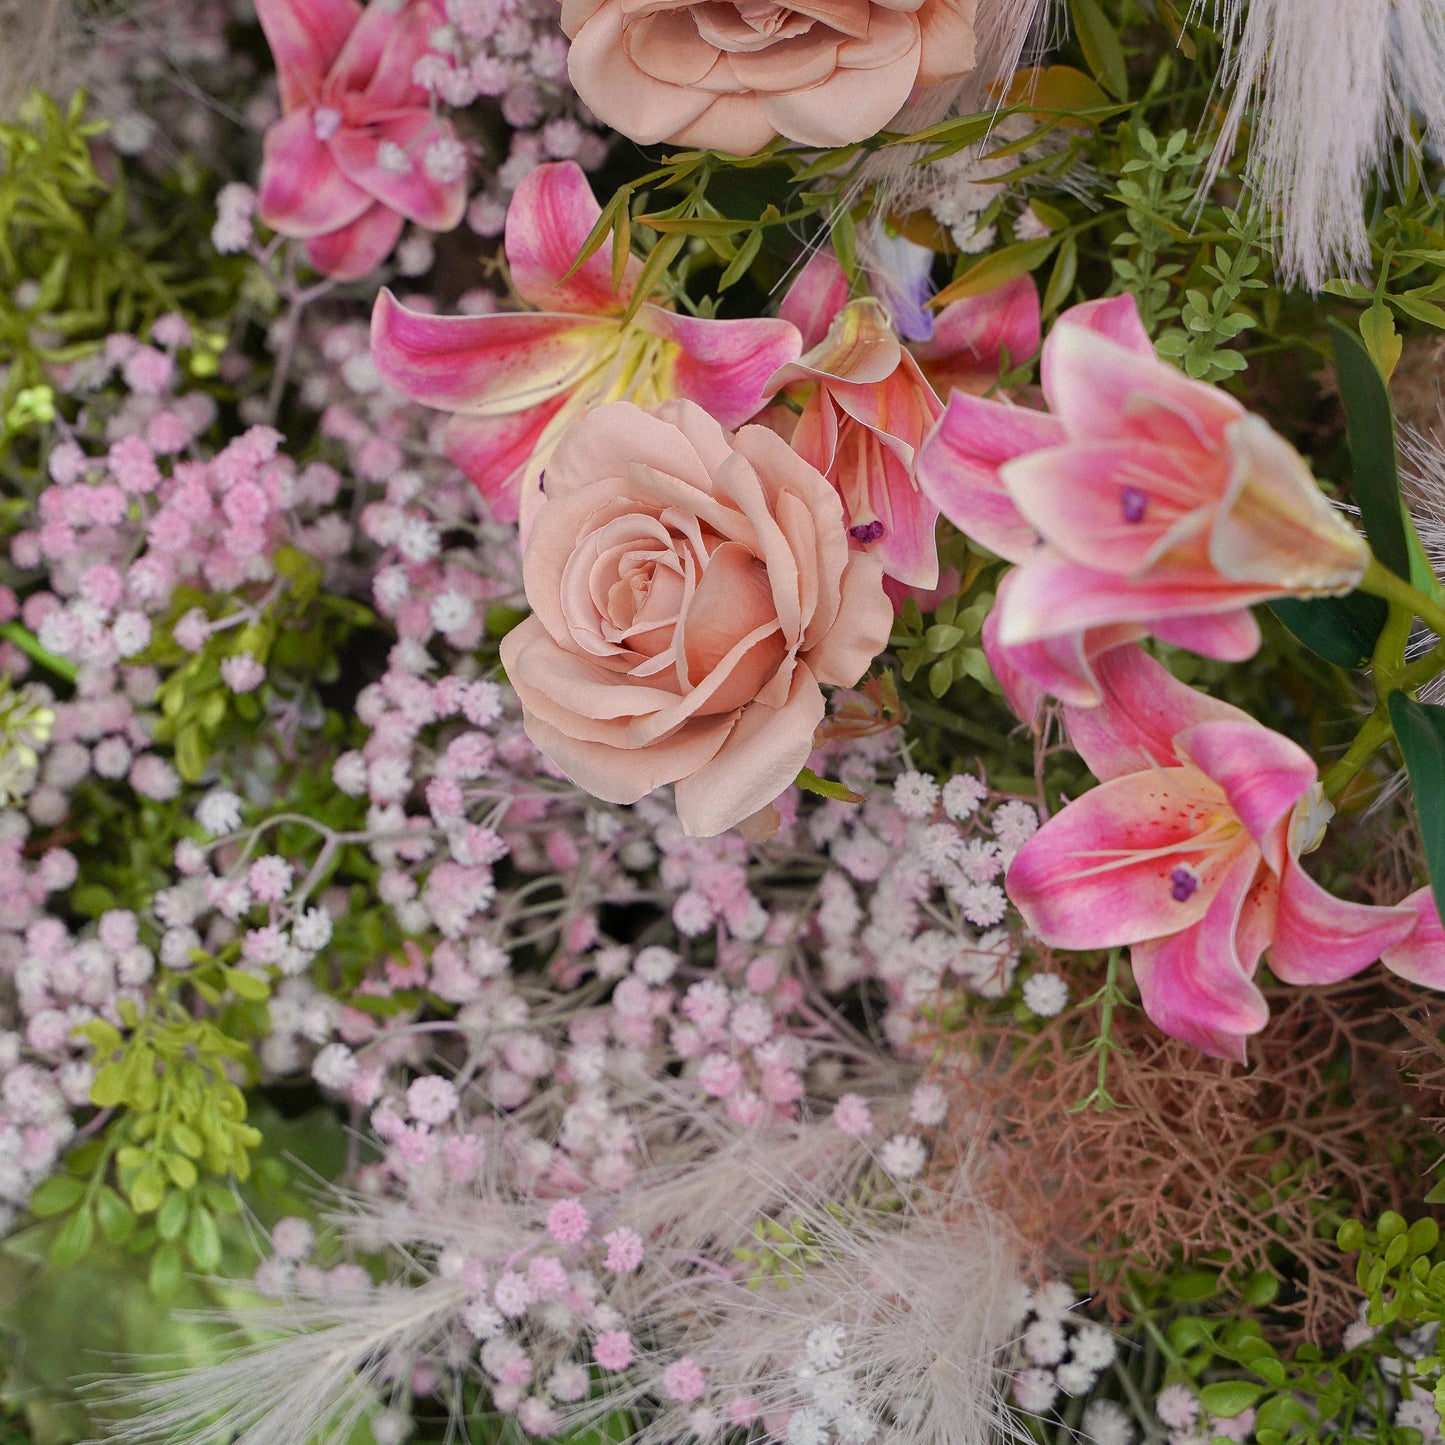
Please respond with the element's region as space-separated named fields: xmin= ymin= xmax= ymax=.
xmin=673 ymin=664 xmax=827 ymax=835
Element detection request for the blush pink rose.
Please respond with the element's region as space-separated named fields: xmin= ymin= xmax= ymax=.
xmin=499 ymin=399 xmax=894 ymax=836
xmin=559 ymin=0 xmax=980 ymax=154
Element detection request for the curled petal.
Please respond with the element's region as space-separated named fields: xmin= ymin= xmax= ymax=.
xmin=779 ymin=247 xmax=852 ymax=352
xmin=329 ymin=0 xmax=436 ymax=109
xmin=1173 ymin=719 xmax=1316 ymax=864
xmin=912 ymin=275 xmax=1041 ymax=396
xmin=1060 ymin=646 xmax=1247 ymax=782
xmin=641 ymin=307 xmax=803 ymax=427
xmin=1052 ymin=293 xmax=1154 ymax=357
xmin=505 ymin=161 xmax=644 ymax=316
xmin=915 ymin=391 xmax=1062 ymax=564
xmin=1267 ymin=857 xmax=1418 ymax=984
xmin=1380 ymin=887 xmax=1445 ymax=988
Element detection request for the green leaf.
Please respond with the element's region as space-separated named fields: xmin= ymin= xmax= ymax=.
xmin=28 ymin=1172 xmax=86 ymax=1217
xmin=1336 ymin=1219 xmax=1366 ymax=1252
xmin=185 ymin=1205 xmax=222 ymax=1271
xmin=1330 ymin=318 xmax=1409 ymax=580
xmin=155 ymin=1188 xmax=188 ymax=1242
xmin=94 ymin=1184 xmax=136 ymax=1245
xmin=1359 ymin=301 xmax=1402 ymax=380
xmin=1389 ymin=692 xmax=1445 ymax=927
xmin=1408 ymin=1217 xmax=1439 ymax=1255
xmin=1268 ymin=592 xmax=1387 ymax=668
xmin=1199 ymin=1382 xmax=1265 ymax=1418
xmin=930 ymin=236 xmax=1059 ymax=309
xmin=222 ymin=967 xmax=271 ymax=1002
xmin=128 ymin=1164 xmax=167 ymax=1215
xmin=148 ymin=1240 xmax=184 ymax=1299
xmin=795 ymin=767 xmax=863 ymax=805
xmin=1069 ymin=0 xmax=1128 ymax=99
xmin=1041 ymin=232 xmax=1078 ymax=316
xmin=1168 ymin=1268 xmax=1219 ymax=1302
xmin=48 ymin=1205 xmax=94 ymax=1268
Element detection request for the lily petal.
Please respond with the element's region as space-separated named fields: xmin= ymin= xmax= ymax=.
xmin=505 ymin=161 xmax=644 ymax=316
xmin=1005 ymin=768 xmax=1247 ymax=950
xmin=304 ymin=203 xmax=404 ymax=280
xmin=1174 ymin=718 xmax=1316 ymax=863
xmin=1380 ymin=887 xmax=1445 ymax=988
xmin=1060 ymin=646 xmax=1246 ymax=782
xmin=444 ymin=404 xmax=566 ymax=524
xmin=330 ymin=113 xmax=467 ymax=230
xmin=915 ymin=391 xmax=1063 ymax=564
xmin=779 ymin=247 xmax=851 ymax=352
xmin=1129 ymin=850 xmax=1272 ymax=1063
xmin=1042 ymin=320 xmax=1244 ymax=450
xmin=912 ymin=275 xmax=1041 ymax=396
xmin=640 ymin=306 xmax=803 ymax=427
xmin=257 ymin=109 xmax=372 ymax=238
xmin=371 ymin=290 xmax=614 ymax=413
xmin=329 ymin=0 xmax=435 ymax=110
xmin=1052 ymin=293 xmax=1154 ymax=357
xmin=1267 ymin=856 xmax=1418 ymax=984
xmin=254 ymin=0 xmax=361 ymax=110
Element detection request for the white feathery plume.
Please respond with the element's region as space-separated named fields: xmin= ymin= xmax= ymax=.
xmin=1197 ymin=0 xmax=1445 ymax=290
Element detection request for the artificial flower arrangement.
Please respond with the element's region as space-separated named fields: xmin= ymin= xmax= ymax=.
xmin=5 ymin=1 xmax=1445 ymax=1444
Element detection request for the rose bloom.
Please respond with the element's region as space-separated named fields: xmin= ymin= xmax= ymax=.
xmin=499 ymin=400 xmax=894 ymax=836
xmin=559 ymin=0 xmax=980 ymax=153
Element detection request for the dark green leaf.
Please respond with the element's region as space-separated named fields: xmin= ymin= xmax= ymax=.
xmin=1389 ymin=691 xmax=1445 ymax=927
xmin=1269 ymin=592 xmax=1386 ymax=668
xmin=1330 ymin=318 xmax=1409 ymax=579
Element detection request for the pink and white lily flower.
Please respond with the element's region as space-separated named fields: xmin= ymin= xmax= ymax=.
xmin=916 ymin=294 xmax=1370 ymax=710
xmin=767 ymin=298 xmax=945 ymax=589
xmin=370 ymin=161 xmax=802 ymax=530
xmin=1006 ymin=647 xmax=1417 ymax=1062
xmin=255 ymin=0 xmax=468 ymax=281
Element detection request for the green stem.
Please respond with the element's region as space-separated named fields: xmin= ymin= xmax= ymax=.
xmin=0 ymin=622 xmax=78 ymax=684
xmin=1358 ymin=557 xmax=1445 ymax=640
xmin=1321 ymin=710 xmax=1395 ymax=801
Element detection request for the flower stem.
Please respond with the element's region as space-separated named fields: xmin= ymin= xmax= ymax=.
xmin=1357 ymin=557 xmax=1445 ymax=639
xmin=0 ymin=623 xmax=78 ymax=684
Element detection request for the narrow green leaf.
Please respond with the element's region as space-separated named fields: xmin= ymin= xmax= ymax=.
xmin=610 ymin=199 xmax=632 ymax=297
xmin=621 ymin=233 xmax=686 ymax=323
xmin=1388 ymin=691 xmax=1445 ymax=926
xmin=795 ymin=767 xmax=863 ymax=804
xmin=718 ymin=227 xmax=764 ymax=291
xmin=1330 ymin=317 xmax=1409 ymax=580
xmin=931 ymin=236 xmax=1059 ymax=309
xmin=1269 ymin=593 xmax=1386 ymax=668
xmin=1069 ymin=0 xmax=1129 ymax=99
xmin=1041 ymin=232 xmax=1078 ymax=316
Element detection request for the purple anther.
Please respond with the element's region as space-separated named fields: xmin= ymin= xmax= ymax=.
xmin=1169 ymin=866 xmax=1199 ymax=903
xmin=849 ymin=520 xmax=885 ymax=543
xmin=1120 ymin=486 xmax=1148 ymax=524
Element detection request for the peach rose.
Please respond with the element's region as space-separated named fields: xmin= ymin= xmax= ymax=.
xmin=499 ymin=400 xmax=894 ymax=836
xmin=559 ymin=0 xmax=980 ymax=153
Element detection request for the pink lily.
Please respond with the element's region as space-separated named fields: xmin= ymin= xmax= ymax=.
xmin=1006 ymin=647 xmax=1416 ymax=1062
xmin=916 ymin=294 xmax=1370 ymax=710
xmin=370 ymin=160 xmax=802 ymax=529
xmin=766 ymin=299 xmax=945 ymax=588
xmin=254 ymin=0 xmax=468 ymax=281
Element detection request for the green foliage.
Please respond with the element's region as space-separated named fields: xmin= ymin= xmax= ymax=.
xmin=0 ymin=91 xmax=226 ymax=451
xmin=1153 ymin=216 xmax=1267 ymax=380
xmin=890 ymin=545 xmax=1002 ymax=702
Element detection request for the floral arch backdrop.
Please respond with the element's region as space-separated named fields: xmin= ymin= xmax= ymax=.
xmin=2 ymin=2 xmax=1445 ymax=1444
